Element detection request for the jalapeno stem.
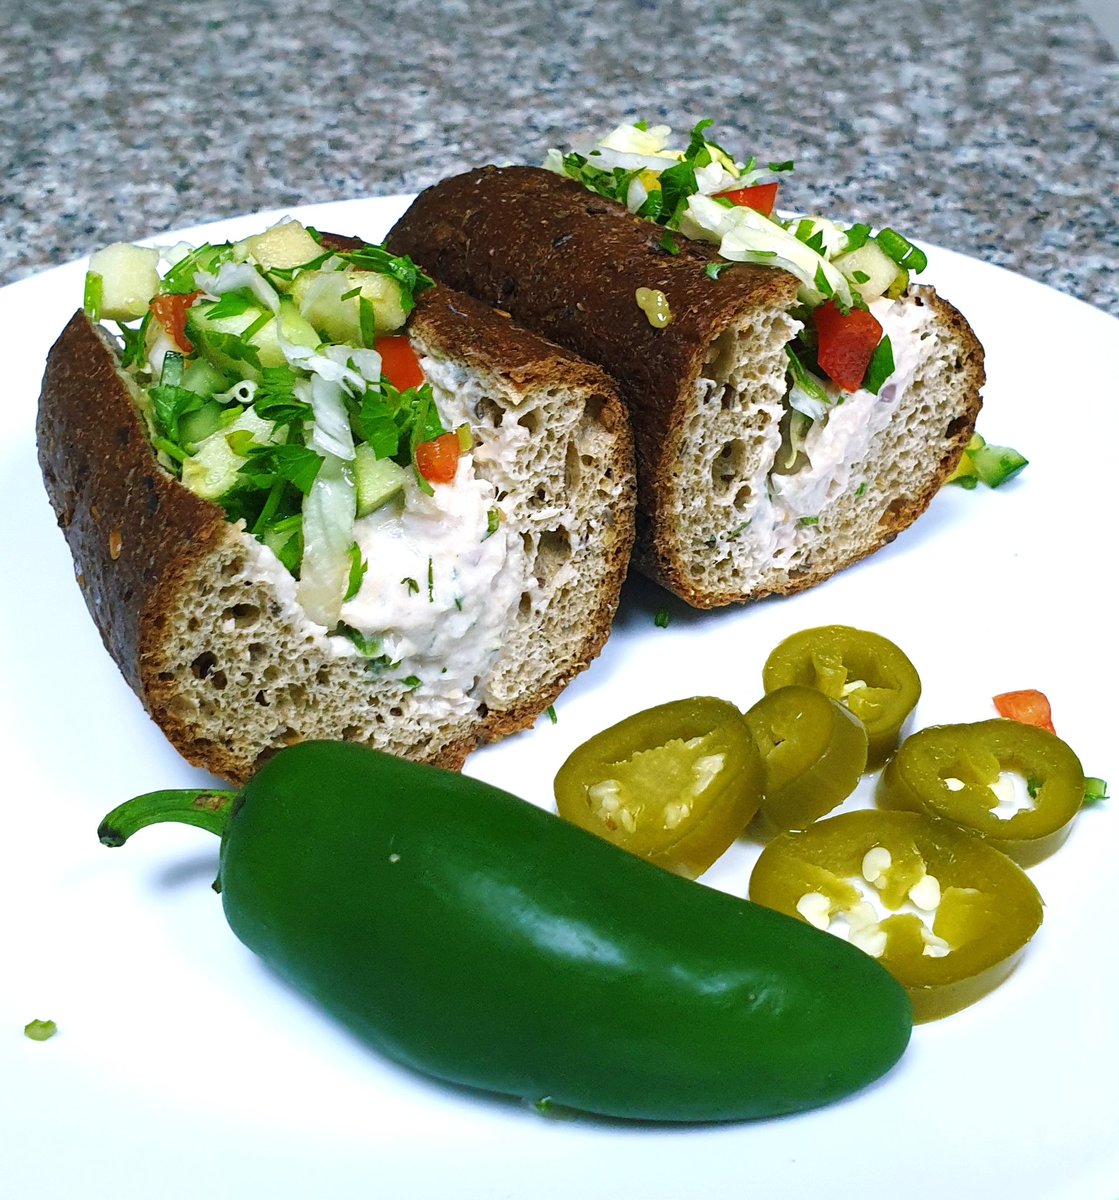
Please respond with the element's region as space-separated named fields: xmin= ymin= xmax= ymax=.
xmin=98 ymin=788 xmax=239 ymax=847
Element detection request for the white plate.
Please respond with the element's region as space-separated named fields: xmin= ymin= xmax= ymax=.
xmin=2 ymin=197 xmax=1116 ymax=1200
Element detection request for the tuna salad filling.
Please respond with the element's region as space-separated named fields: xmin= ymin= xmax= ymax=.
xmin=83 ymin=220 xmax=525 ymax=704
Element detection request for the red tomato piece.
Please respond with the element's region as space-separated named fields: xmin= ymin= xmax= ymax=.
xmin=993 ymin=690 xmax=1056 ymax=734
xmin=813 ymin=300 xmax=884 ymax=392
xmin=150 ymin=291 xmax=199 ymax=353
xmin=377 ymin=336 xmax=425 ymax=391
xmin=714 ymin=182 xmax=779 ymax=217
xmin=414 ymin=432 xmax=461 ymax=484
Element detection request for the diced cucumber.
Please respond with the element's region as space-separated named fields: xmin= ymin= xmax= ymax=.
xmin=263 ymin=516 xmax=303 ymax=572
xmin=186 ymin=302 xmax=266 ymax=380
xmin=354 ymin=271 xmax=408 ymax=334
xmin=87 ymin=243 xmax=161 ymax=321
xmin=832 ymin=240 xmax=907 ymax=302
xmin=354 ymin=442 xmax=407 ymax=516
xmin=970 ymin=441 xmax=1028 ymax=488
xmin=181 ymin=357 xmax=234 ymax=398
xmin=248 ymin=299 xmax=320 ymax=368
xmin=186 ymin=297 xmax=318 ymax=375
xmin=293 ymin=268 xmax=409 ymax=342
xmin=180 ymin=407 xmax=278 ymax=500
xmin=179 ymin=400 xmax=237 ymax=450
xmin=245 ymin=220 xmax=324 ymax=272
xmin=292 ymin=272 xmax=355 ymax=343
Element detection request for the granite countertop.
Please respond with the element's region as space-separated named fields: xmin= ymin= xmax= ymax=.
xmin=1 ymin=0 xmax=1116 ymax=315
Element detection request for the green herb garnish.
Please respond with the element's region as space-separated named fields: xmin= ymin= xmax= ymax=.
xmin=704 ymin=261 xmax=737 ymax=281
xmin=237 ymin=443 xmax=324 ymax=496
xmin=875 ymin=228 xmax=928 ymax=274
xmin=344 ymin=543 xmax=367 ymax=601
xmin=862 ymin=336 xmax=895 ymax=396
xmin=83 ymin=271 xmax=103 ymax=321
xmin=1084 ymin=777 xmax=1109 ymax=806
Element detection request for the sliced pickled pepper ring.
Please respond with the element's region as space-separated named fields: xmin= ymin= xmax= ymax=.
xmin=878 ymin=718 xmax=1085 ymax=866
xmin=749 ymin=809 xmax=1043 ymax=1022
xmin=744 ymin=686 xmax=868 ymax=831
xmin=554 ymin=697 xmax=763 ymax=878
xmin=762 ymin=626 xmax=921 ymax=768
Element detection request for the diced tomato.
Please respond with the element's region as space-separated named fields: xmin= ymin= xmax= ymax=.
xmin=377 ymin=336 xmax=425 ymax=391
xmin=993 ymin=690 xmax=1056 ymax=734
xmin=150 ymin=291 xmax=199 ymax=353
xmin=414 ymin=432 xmax=461 ymax=484
xmin=714 ymin=182 xmax=779 ymax=217
xmin=813 ymin=300 xmax=884 ymax=392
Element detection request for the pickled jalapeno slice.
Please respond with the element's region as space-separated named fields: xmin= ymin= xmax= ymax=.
xmin=744 ymin=686 xmax=868 ymax=831
xmin=554 ymin=697 xmax=763 ymax=878
xmin=878 ymin=718 xmax=1085 ymax=865
xmin=762 ymin=625 xmax=921 ymax=768
xmin=749 ymin=809 xmax=1043 ymax=1022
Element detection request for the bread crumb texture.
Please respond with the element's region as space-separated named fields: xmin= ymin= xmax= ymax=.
xmin=653 ymin=288 xmax=983 ymax=607
xmin=39 ymin=305 xmax=634 ymax=785
xmin=148 ymin=352 xmax=632 ymax=783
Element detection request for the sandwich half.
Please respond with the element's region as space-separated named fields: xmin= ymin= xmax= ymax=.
xmin=38 ymin=221 xmax=634 ymax=784
xmin=385 ymin=128 xmax=983 ymax=609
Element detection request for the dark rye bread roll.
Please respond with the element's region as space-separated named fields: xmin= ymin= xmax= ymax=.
xmin=386 ymin=165 xmax=984 ymax=608
xmin=38 ymin=282 xmax=635 ymax=785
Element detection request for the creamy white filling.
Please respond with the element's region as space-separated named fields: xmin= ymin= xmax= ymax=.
xmin=748 ymin=296 xmax=931 ymax=557
xmin=226 ymin=353 xmax=527 ymax=714
xmin=335 ymin=452 xmax=523 ymax=713
xmin=316 ymin=352 xmax=530 ymax=712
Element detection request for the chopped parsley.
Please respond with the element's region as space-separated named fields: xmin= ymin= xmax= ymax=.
xmin=862 ymin=336 xmax=896 ymax=396
xmin=344 ymin=544 xmax=367 ymax=602
xmin=704 ymin=261 xmax=737 ymax=281
xmin=94 ymin=222 xmax=446 ymax=612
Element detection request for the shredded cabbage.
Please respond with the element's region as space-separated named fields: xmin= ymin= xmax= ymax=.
xmin=682 ymin=195 xmax=852 ymax=307
xmin=194 ymin=261 xmax=281 ymax=313
xmin=298 ymin=454 xmax=357 ymax=627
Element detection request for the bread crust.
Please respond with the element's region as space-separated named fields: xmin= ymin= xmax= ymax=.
xmin=37 ymin=313 xmax=232 ymax=697
xmin=37 ymin=278 xmax=634 ymax=783
xmin=386 ymin=166 xmax=799 ymax=578
xmin=387 ymin=166 xmax=984 ymax=608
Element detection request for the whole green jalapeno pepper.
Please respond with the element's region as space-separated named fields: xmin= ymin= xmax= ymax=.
xmin=762 ymin=625 xmax=921 ymax=768
xmin=99 ymin=741 xmax=912 ymax=1122
xmin=878 ymin=718 xmax=1085 ymax=866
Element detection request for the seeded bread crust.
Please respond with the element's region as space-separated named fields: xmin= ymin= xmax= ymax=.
xmin=37 ymin=285 xmax=635 ymax=785
xmin=386 ymin=165 xmax=983 ymax=608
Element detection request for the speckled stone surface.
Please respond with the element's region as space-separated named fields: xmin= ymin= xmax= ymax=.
xmin=2 ymin=0 xmax=1116 ymax=314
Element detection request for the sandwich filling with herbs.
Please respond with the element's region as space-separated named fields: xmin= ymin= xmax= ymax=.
xmin=546 ymin=122 xmax=943 ymax=544
xmin=83 ymin=221 xmax=525 ymax=711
